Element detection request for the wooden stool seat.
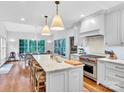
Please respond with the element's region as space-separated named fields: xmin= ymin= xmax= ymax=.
xmin=35 ymin=72 xmax=46 ymax=81
xmin=39 ymin=85 xmax=45 ymax=88
xmin=33 ymin=63 xmax=43 ymax=72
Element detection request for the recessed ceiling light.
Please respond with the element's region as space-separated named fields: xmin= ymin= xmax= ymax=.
xmin=47 ymin=40 xmax=52 ymax=43
xmin=9 ymin=39 xmax=16 ymax=42
xmin=80 ymin=14 xmax=85 ymax=18
xmin=20 ymin=18 xmax=25 ymax=21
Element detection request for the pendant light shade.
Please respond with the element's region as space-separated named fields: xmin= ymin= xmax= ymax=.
xmin=51 ymin=1 xmax=64 ymax=31
xmin=51 ymin=15 xmax=64 ymax=30
xmin=41 ymin=25 xmax=51 ymax=35
xmin=41 ymin=16 xmax=51 ymax=35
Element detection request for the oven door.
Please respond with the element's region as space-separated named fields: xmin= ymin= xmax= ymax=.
xmin=84 ymin=61 xmax=97 ymax=80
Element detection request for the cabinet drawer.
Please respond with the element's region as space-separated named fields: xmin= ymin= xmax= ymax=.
xmin=106 ymin=62 xmax=124 ymax=73
xmin=105 ymin=76 xmax=124 ymax=92
xmin=106 ymin=68 xmax=124 ymax=82
xmin=114 ymin=83 xmax=124 ymax=91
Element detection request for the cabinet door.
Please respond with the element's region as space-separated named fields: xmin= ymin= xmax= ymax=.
xmin=69 ymin=67 xmax=83 ymax=92
xmin=97 ymin=61 xmax=105 ymax=84
xmin=121 ymin=9 xmax=124 ymax=45
xmin=49 ymin=71 xmax=68 ymax=92
xmin=105 ymin=11 xmax=121 ymax=46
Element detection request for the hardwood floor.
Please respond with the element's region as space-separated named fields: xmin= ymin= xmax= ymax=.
xmin=0 ymin=61 xmax=33 ymax=92
xmin=84 ymin=76 xmax=112 ymax=92
xmin=0 ymin=61 xmax=112 ymax=92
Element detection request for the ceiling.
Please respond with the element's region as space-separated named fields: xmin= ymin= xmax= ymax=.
xmin=0 ymin=1 xmax=122 ymax=32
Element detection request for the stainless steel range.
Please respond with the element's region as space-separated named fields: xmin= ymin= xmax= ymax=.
xmin=80 ymin=54 xmax=105 ymax=81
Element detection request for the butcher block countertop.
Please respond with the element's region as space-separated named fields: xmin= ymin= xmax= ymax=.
xmin=65 ymin=60 xmax=83 ymax=66
xmin=33 ymin=55 xmax=84 ymax=72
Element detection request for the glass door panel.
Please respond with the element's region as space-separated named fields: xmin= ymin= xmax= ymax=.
xmin=29 ymin=40 xmax=37 ymax=53
xmin=38 ymin=40 xmax=45 ymax=54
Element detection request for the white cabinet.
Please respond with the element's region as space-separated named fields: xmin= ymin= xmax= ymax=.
xmin=105 ymin=11 xmax=121 ymax=46
xmin=68 ymin=67 xmax=83 ymax=92
xmin=97 ymin=61 xmax=105 ymax=84
xmin=48 ymin=70 xmax=68 ymax=92
xmin=46 ymin=66 xmax=84 ymax=92
xmin=97 ymin=59 xmax=124 ymax=92
xmin=105 ymin=3 xmax=124 ymax=46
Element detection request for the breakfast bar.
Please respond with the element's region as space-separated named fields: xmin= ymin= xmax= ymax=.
xmin=32 ymin=55 xmax=84 ymax=92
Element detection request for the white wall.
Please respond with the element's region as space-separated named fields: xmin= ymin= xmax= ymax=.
xmin=0 ymin=22 xmax=7 ymax=65
xmin=107 ymin=46 xmax=124 ymax=60
xmin=7 ymin=31 xmax=53 ymax=59
xmin=0 ymin=22 xmax=7 ymax=38
xmin=52 ymin=27 xmax=76 ymax=59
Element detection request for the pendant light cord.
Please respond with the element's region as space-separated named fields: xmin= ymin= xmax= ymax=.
xmin=55 ymin=1 xmax=59 ymax=15
xmin=56 ymin=4 xmax=58 ymax=15
xmin=45 ymin=16 xmax=48 ymax=25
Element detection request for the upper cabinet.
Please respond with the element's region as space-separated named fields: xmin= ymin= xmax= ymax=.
xmin=105 ymin=11 xmax=121 ymax=46
xmin=80 ymin=10 xmax=105 ymax=37
xmin=105 ymin=3 xmax=124 ymax=46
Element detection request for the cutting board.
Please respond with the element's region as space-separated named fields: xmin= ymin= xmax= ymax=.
xmin=65 ymin=60 xmax=83 ymax=66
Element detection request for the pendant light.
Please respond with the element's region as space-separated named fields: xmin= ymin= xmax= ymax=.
xmin=41 ymin=16 xmax=51 ymax=36
xmin=51 ymin=1 xmax=64 ymax=31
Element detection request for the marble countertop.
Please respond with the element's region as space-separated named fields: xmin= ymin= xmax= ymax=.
xmin=71 ymin=53 xmax=106 ymax=57
xmin=98 ymin=58 xmax=124 ymax=65
xmin=33 ymin=55 xmax=84 ymax=72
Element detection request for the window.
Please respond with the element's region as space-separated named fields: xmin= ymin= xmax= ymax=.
xmin=19 ymin=39 xmax=28 ymax=54
xmin=54 ymin=39 xmax=66 ymax=56
xmin=19 ymin=39 xmax=45 ymax=54
xmin=29 ymin=40 xmax=37 ymax=53
xmin=38 ymin=40 xmax=45 ymax=53
xmin=0 ymin=36 xmax=6 ymax=61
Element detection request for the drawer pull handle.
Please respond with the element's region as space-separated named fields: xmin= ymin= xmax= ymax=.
xmin=115 ymin=74 xmax=124 ymax=79
xmin=115 ymin=66 xmax=124 ymax=70
xmin=115 ymin=84 xmax=124 ymax=89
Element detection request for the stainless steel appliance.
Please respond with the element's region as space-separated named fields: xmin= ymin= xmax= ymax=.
xmin=80 ymin=54 xmax=105 ymax=81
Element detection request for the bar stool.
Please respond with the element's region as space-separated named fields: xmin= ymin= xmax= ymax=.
xmin=30 ymin=62 xmax=36 ymax=88
xmin=35 ymin=71 xmax=46 ymax=92
xmin=29 ymin=56 xmax=46 ymax=92
xmin=31 ymin=62 xmax=45 ymax=91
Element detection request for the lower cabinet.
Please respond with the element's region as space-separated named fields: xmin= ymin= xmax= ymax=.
xmin=97 ymin=60 xmax=124 ymax=92
xmin=68 ymin=68 xmax=83 ymax=92
xmin=97 ymin=61 xmax=106 ymax=84
xmin=47 ymin=71 xmax=68 ymax=92
xmin=46 ymin=67 xmax=83 ymax=92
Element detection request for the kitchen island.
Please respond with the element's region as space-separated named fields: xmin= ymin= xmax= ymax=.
xmin=32 ymin=55 xmax=84 ymax=92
